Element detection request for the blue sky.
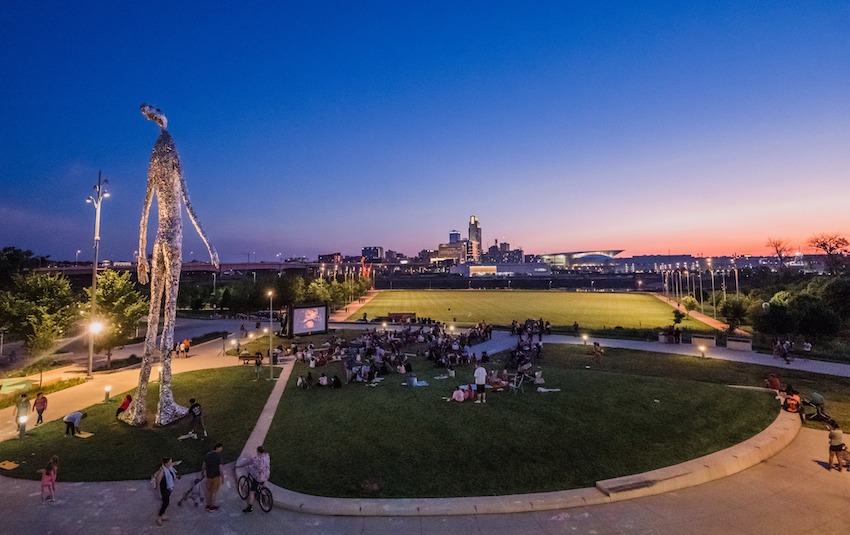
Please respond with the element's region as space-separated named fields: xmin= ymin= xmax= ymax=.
xmin=1 ymin=2 xmax=848 ymax=262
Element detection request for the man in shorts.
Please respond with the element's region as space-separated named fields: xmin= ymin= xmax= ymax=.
xmin=202 ymin=443 xmax=224 ymax=510
xmin=236 ymin=445 xmax=270 ymax=512
xmin=188 ymin=398 xmax=206 ymax=438
xmin=474 ymin=362 xmax=488 ymax=404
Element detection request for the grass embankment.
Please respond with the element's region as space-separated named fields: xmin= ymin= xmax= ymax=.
xmin=266 ymin=345 xmax=779 ymax=498
xmin=349 ymin=290 xmax=710 ymax=332
xmin=0 ymin=378 xmax=87 ymax=410
xmin=0 ymin=367 xmax=275 ymax=481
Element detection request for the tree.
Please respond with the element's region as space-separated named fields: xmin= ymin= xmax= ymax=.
xmin=807 ymin=276 xmax=850 ymax=320
xmin=789 ymin=294 xmax=841 ymax=337
xmin=305 ymin=278 xmax=332 ymax=303
xmin=752 ymin=300 xmax=794 ymax=336
xmin=808 ymin=233 xmax=848 ymax=275
xmin=0 ymin=273 xmax=77 ymax=357
xmin=275 ymin=273 xmax=306 ymax=306
xmin=766 ymin=238 xmax=791 ymax=273
xmin=83 ymin=271 xmax=148 ymax=368
xmin=177 ymin=283 xmax=209 ymax=310
xmin=720 ymin=296 xmax=749 ymax=334
xmin=681 ymin=296 xmax=698 ymax=317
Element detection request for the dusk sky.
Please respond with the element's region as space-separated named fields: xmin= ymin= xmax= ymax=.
xmin=1 ymin=2 xmax=848 ymax=263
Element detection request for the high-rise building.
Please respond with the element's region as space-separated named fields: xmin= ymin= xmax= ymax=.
xmin=449 ymin=230 xmax=461 ymax=244
xmin=361 ymin=246 xmax=384 ymax=261
xmin=467 ymin=215 xmax=481 ymax=262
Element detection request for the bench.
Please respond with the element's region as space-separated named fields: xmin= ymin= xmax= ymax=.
xmin=691 ymin=334 xmax=716 ymax=347
xmin=727 ymin=337 xmax=753 ymax=351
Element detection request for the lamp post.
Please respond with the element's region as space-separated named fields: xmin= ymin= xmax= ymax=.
xmin=711 ymin=269 xmax=717 ymax=319
xmin=698 ymin=271 xmax=704 ymax=314
xmin=268 ymin=291 xmax=275 ymax=380
xmin=75 ymin=249 xmax=81 ymax=265
xmin=86 ymin=171 xmax=109 ymax=379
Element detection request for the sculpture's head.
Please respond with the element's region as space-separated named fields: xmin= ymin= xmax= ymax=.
xmin=140 ymin=103 xmax=168 ymax=129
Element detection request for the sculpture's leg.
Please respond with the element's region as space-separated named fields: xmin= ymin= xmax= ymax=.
xmin=123 ymin=242 xmax=165 ymax=426
xmin=156 ymin=241 xmax=187 ymax=426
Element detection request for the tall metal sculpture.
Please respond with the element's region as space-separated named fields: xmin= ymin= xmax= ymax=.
xmin=123 ymin=104 xmax=218 ymax=426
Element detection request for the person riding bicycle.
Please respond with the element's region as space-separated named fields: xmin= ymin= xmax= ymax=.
xmin=236 ymin=445 xmax=270 ymax=512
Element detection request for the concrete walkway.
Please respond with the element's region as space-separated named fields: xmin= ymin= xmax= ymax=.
xmin=1 ymin=321 xmax=848 ymax=533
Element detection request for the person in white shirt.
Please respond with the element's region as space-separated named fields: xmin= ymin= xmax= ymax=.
xmin=474 ymin=363 xmax=488 ymax=404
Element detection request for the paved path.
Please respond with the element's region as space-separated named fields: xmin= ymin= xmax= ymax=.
xmin=330 ymin=289 xmax=381 ymax=322
xmin=2 ymin=320 xmax=849 ymax=533
xmin=652 ymin=293 xmax=742 ymax=333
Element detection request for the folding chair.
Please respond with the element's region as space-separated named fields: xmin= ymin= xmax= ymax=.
xmin=508 ymin=373 xmax=525 ymax=394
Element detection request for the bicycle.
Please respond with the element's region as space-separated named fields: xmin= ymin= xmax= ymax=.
xmin=237 ymin=473 xmax=273 ymax=512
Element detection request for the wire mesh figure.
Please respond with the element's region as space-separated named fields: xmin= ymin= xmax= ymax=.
xmin=124 ymin=104 xmax=218 ymax=426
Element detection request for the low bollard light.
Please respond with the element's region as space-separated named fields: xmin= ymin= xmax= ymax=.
xmin=582 ymin=334 xmax=588 ymax=345
xmin=699 ymin=345 xmax=707 ymax=359
xmin=104 ymin=385 xmax=112 ymax=402
xmin=18 ymin=415 xmax=27 ymax=439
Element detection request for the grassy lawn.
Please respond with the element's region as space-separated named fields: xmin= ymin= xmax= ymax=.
xmin=266 ymin=346 xmax=779 ymax=498
xmin=0 ymin=367 xmax=275 ymax=481
xmin=349 ymin=290 xmax=711 ymax=331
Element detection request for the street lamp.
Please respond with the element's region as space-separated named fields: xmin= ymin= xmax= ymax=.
xmin=87 ymin=321 xmax=104 ymax=378
xmin=86 ymin=171 xmax=109 ymax=379
xmin=75 ymin=249 xmax=81 ymax=265
xmin=268 ymin=290 xmax=275 ymax=380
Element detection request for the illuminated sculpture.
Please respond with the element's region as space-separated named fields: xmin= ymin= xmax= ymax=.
xmin=123 ymin=104 xmax=218 ymax=426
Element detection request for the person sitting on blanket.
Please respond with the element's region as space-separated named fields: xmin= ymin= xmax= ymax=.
xmin=451 ymin=386 xmax=465 ymax=402
xmin=488 ymin=370 xmax=508 ymax=389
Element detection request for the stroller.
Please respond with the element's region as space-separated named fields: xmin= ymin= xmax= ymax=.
xmin=177 ymin=473 xmax=205 ymax=507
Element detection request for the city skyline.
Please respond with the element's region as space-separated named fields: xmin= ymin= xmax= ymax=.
xmin=2 ymin=3 xmax=848 ymax=262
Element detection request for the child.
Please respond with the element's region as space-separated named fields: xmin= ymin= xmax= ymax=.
xmin=40 ymin=456 xmax=59 ymax=502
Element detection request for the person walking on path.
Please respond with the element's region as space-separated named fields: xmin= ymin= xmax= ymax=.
xmin=827 ymin=420 xmax=845 ymax=471
xmin=13 ymin=393 xmax=29 ymax=433
xmin=202 ymin=443 xmax=224 ymax=511
xmin=32 ymin=393 xmax=48 ymax=426
xmin=154 ymin=457 xmax=179 ymax=526
xmin=235 ymin=445 xmax=270 ymax=513
xmin=62 ymin=411 xmax=87 ymax=436
xmin=474 ymin=362 xmax=488 ymax=404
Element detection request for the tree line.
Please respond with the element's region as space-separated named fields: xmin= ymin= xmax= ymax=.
xmin=0 ymin=247 xmax=371 ymax=365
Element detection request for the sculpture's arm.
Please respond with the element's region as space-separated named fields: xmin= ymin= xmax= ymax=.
xmin=180 ymin=176 xmax=219 ymax=269
xmin=137 ymin=179 xmax=154 ymax=285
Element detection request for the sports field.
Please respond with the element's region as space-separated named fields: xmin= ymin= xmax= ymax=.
xmin=347 ymin=290 xmax=711 ymax=331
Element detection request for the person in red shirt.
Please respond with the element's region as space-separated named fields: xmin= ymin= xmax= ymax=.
xmin=116 ymin=394 xmax=132 ymax=418
xmin=32 ymin=392 xmax=48 ymax=426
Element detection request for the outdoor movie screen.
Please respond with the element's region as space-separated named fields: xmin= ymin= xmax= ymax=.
xmin=290 ymin=303 xmax=328 ymax=336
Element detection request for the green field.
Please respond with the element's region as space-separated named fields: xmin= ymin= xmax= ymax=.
xmin=349 ymin=290 xmax=711 ymax=331
xmin=267 ymin=345 xmax=778 ymax=498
